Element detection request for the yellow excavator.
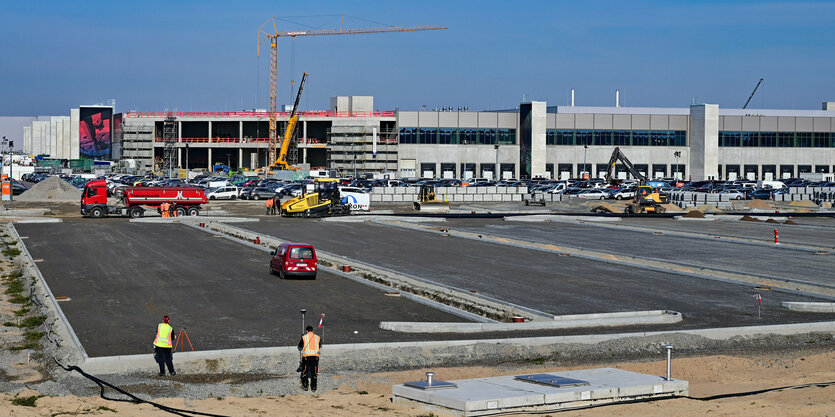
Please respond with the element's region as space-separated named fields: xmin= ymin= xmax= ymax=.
xmin=603 ymin=147 xmax=669 ymax=214
xmin=413 ymin=184 xmax=450 ymax=213
xmin=281 ymin=178 xmax=351 ymax=217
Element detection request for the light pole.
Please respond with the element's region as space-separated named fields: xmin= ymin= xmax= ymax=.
xmin=0 ymin=137 xmax=6 ymax=179
xmin=494 ymin=144 xmax=499 ymax=181
xmin=673 ymin=151 xmax=681 ymax=180
xmin=582 ymin=143 xmax=589 ymax=179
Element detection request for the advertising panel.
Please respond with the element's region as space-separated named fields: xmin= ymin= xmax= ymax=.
xmin=79 ymin=106 xmax=113 ymax=159
xmin=340 ymin=189 xmax=371 ymax=211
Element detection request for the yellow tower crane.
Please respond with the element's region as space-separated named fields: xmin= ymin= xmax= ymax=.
xmin=258 ymin=16 xmax=446 ymax=169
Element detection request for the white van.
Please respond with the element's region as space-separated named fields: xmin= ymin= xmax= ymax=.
xmin=757 ymin=180 xmax=786 ymax=190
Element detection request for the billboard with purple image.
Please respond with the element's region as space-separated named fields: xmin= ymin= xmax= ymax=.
xmin=79 ymin=106 xmax=113 ymax=159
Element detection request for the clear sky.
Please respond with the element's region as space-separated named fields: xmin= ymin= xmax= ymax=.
xmin=1 ymin=0 xmax=833 ymax=116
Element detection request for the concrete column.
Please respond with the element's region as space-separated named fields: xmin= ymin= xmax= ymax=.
xmin=303 ymin=120 xmax=307 ymax=145
xmin=303 ymin=148 xmax=307 ymax=164
xmin=238 ymin=148 xmax=243 ymax=170
xmin=689 ymin=104 xmax=719 ymax=181
xmin=208 ymin=148 xmax=212 ymax=169
xmin=208 ymin=121 xmax=212 ymax=143
xmin=239 ymin=121 xmax=243 ymax=143
xmin=178 ymin=148 xmax=182 ymax=168
xmin=178 ymin=121 xmax=182 ymax=142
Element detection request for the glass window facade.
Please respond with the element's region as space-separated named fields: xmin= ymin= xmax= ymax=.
xmin=720 ymin=131 xmax=833 ymax=148
xmin=419 ymin=128 xmax=437 ymax=144
xmin=399 ymin=128 xmax=417 ymax=144
xmin=439 ymin=128 xmax=458 ymax=144
xmin=545 ymin=129 xmax=685 ymax=146
xmin=497 ymin=129 xmax=515 ymax=145
xmin=400 ymin=128 xmax=516 ymax=145
xmin=594 ymin=130 xmax=612 ymax=146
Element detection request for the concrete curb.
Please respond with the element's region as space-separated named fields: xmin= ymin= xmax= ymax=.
xmin=380 ymin=310 xmax=682 ymax=333
xmin=6 ymin=218 xmax=63 ymax=224
xmin=505 ymin=215 xmax=622 ymax=223
xmin=79 ymin=321 xmax=835 ymax=375
xmin=781 ymin=302 xmax=835 ymax=313
xmin=131 ymin=217 xmax=258 ymax=224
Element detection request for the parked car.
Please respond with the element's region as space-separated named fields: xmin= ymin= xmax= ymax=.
xmin=752 ymin=188 xmax=787 ymax=200
xmin=205 ymin=186 xmax=239 ymax=200
xmin=609 ymin=187 xmax=635 ymax=200
xmin=718 ymin=189 xmax=745 ymax=200
xmin=270 ymin=243 xmax=317 ymax=279
xmin=249 ymin=187 xmax=277 ymax=200
xmin=577 ymin=189 xmax=608 ymax=200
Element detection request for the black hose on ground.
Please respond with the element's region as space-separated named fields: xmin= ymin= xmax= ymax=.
xmin=53 ymin=358 xmax=231 ymax=417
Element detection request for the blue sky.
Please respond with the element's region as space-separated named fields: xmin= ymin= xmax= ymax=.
xmin=1 ymin=1 xmax=833 ymax=115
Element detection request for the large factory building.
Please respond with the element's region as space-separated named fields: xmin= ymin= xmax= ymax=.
xmin=18 ymin=98 xmax=835 ymax=181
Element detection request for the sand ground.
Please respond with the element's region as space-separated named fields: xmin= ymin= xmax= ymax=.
xmin=2 ymin=349 xmax=833 ymax=416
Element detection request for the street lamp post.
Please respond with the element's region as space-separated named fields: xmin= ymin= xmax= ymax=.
xmin=582 ymin=142 xmax=589 ymax=179
xmin=673 ymin=151 xmax=681 ymax=180
xmin=494 ymin=144 xmax=499 ymax=181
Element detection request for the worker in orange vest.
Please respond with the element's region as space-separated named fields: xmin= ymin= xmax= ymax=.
xmin=169 ymin=202 xmax=178 ymax=217
xmin=160 ymin=202 xmax=170 ymax=218
xmin=265 ymin=197 xmax=273 ymax=215
xmin=297 ymin=325 xmax=322 ymax=391
xmin=152 ymin=315 xmax=176 ymax=376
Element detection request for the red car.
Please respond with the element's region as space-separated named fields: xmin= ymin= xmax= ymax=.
xmin=270 ymin=243 xmax=317 ymax=279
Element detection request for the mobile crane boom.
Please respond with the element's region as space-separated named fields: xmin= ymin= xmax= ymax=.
xmin=274 ymin=72 xmax=308 ymax=170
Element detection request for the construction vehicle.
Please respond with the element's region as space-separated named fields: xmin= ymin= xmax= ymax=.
xmin=413 ymin=184 xmax=450 ymax=213
xmin=280 ymin=178 xmax=350 ymax=217
xmin=603 ymin=147 xmax=669 ymax=214
xmin=81 ymin=180 xmax=207 ymax=218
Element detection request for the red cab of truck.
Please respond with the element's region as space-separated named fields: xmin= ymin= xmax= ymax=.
xmin=270 ymin=243 xmax=317 ymax=279
xmin=81 ymin=180 xmax=207 ymax=218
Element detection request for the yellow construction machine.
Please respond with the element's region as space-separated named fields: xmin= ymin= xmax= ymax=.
xmin=413 ymin=184 xmax=450 ymax=213
xmin=604 ymin=147 xmax=669 ymax=214
xmin=281 ymin=178 xmax=350 ymax=217
xmin=255 ymin=72 xmax=308 ymax=175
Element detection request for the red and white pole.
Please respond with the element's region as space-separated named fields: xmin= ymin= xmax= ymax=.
xmin=774 ymin=229 xmax=779 ymax=245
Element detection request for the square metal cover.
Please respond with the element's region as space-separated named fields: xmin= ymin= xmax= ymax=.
xmin=514 ymin=374 xmax=589 ymax=388
xmin=403 ymin=380 xmax=458 ymax=390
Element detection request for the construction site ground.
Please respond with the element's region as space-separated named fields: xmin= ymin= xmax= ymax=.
xmin=1 ymin=197 xmax=834 ymax=416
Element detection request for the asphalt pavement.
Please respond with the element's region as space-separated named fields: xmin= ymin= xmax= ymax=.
xmin=17 ymin=219 xmax=465 ymax=357
xmin=242 ymin=218 xmax=833 ymax=329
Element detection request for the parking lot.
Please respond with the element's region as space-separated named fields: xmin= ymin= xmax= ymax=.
xmin=240 ymin=218 xmax=833 ymax=326
xmin=17 ymin=220 xmax=465 ymax=357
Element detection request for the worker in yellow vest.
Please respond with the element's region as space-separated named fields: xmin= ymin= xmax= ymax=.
xmin=152 ymin=315 xmax=176 ymax=376
xmin=297 ymin=325 xmax=322 ymax=391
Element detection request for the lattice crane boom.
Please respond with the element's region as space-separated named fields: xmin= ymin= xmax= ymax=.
xmin=258 ymin=17 xmax=446 ymax=169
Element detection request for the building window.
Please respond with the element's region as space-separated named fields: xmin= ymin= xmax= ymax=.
xmin=613 ymin=130 xmax=631 ymax=146
xmin=778 ymin=132 xmax=794 ymax=147
xmin=632 ymin=130 xmax=650 ymax=146
xmin=418 ymin=128 xmax=437 ymax=144
xmin=557 ymin=129 xmax=574 ymax=145
xmin=741 ymin=131 xmax=758 ymax=147
xmin=478 ymin=129 xmax=496 ymax=145
xmin=399 ymin=128 xmax=417 ymax=144
xmin=575 ymin=130 xmax=593 ymax=146
xmin=813 ymin=132 xmax=831 ymax=147
xmin=720 ymin=131 xmax=740 ymax=147
xmin=438 ymin=128 xmax=458 ymax=144
xmin=546 ymin=130 xmax=556 ymax=145
xmin=650 ymin=131 xmax=669 ymax=146
xmin=594 ymin=130 xmax=613 ymax=146
xmin=796 ymin=132 xmax=812 ymax=147
xmin=460 ymin=129 xmax=477 ymax=144
xmin=497 ymin=128 xmax=515 ymax=145
xmin=672 ymin=131 xmax=686 ymax=146
xmin=760 ymin=132 xmax=777 ymax=147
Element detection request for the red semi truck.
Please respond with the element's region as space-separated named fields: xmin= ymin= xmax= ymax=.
xmin=81 ymin=180 xmax=207 ymax=218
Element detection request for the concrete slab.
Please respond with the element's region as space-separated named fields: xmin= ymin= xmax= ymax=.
xmin=393 ymin=368 xmax=688 ymax=416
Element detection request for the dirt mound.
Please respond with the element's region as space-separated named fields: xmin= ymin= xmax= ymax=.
xmin=695 ymin=204 xmax=723 ymax=213
xmin=16 ymin=177 xmax=82 ymax=202
xmin=788 ymin=200 xmax=819 ymax=208
xmin=660 ymin=203 xmax=684 ymax=213
xmin=589 ymin=202 xmax=622 ymax=213
xmin=740 ymin=215 xmax=762 ymax=222
xmin=784 ymin=219 xmax=798 ymax=225
xmin=765 ymin=218 xmax=780 ymax=224
xmin=745 ymin=199 xmax=775 ymax=210
xmin=682 ymin=210 xmax=705 ymax=218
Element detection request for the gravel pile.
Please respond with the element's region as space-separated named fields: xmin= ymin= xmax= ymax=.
xmin=16 ymin=177 xmax=82 ymax=202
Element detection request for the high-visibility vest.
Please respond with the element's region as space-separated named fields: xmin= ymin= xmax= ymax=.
xmin=302 ymin=332 xmax=320 ymax=357
xmin=153 ymin=323 xmax=173 ymax=348
xmin=266 ymin=199 xmax=273 ymax=208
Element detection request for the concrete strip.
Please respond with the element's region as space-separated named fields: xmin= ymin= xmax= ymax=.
xmin=324 ymin=215 xmax=447 ymax=223
xmin=380 ymin=310 xmax=682 ymax=333
xmin=131 ymin=216 xmax=258 ymax=224
xmin=378 ymin=220 xmax=835 ymax=300
xmin=0 ymin=208 xmax=52 ymax=215
xmin=11 ymin=224 xmax=88 ymax=361
xmin=9 ymin=218 xmax=63 ymax=224
xmin=192 ymin=221 xmax=553 ymax=322
xmin=79 ymin=321 xmax=835 ymax=374
xmin=781 ymin=302 xmax=835 ymax=313
xmin=506 ymin=215 xmax=622 ymax=223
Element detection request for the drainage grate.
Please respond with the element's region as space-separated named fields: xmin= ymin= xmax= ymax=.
xmin=514 ymin=374 xmax=589 ymax=388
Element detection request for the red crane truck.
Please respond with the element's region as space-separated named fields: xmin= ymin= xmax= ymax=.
xmin=81 ymin=180 xmax=207 ymax=218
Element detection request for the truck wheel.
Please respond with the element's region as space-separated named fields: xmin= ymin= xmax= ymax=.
xmin=187 ymin=207 xmax=200 ymax=216
xmin=176 ymin=207 xmax=187 ymax=217
xmin=90 ymin=207 xmax=105 ymax=218
xmin=129 ymin=207 xmax=144 ymax=218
